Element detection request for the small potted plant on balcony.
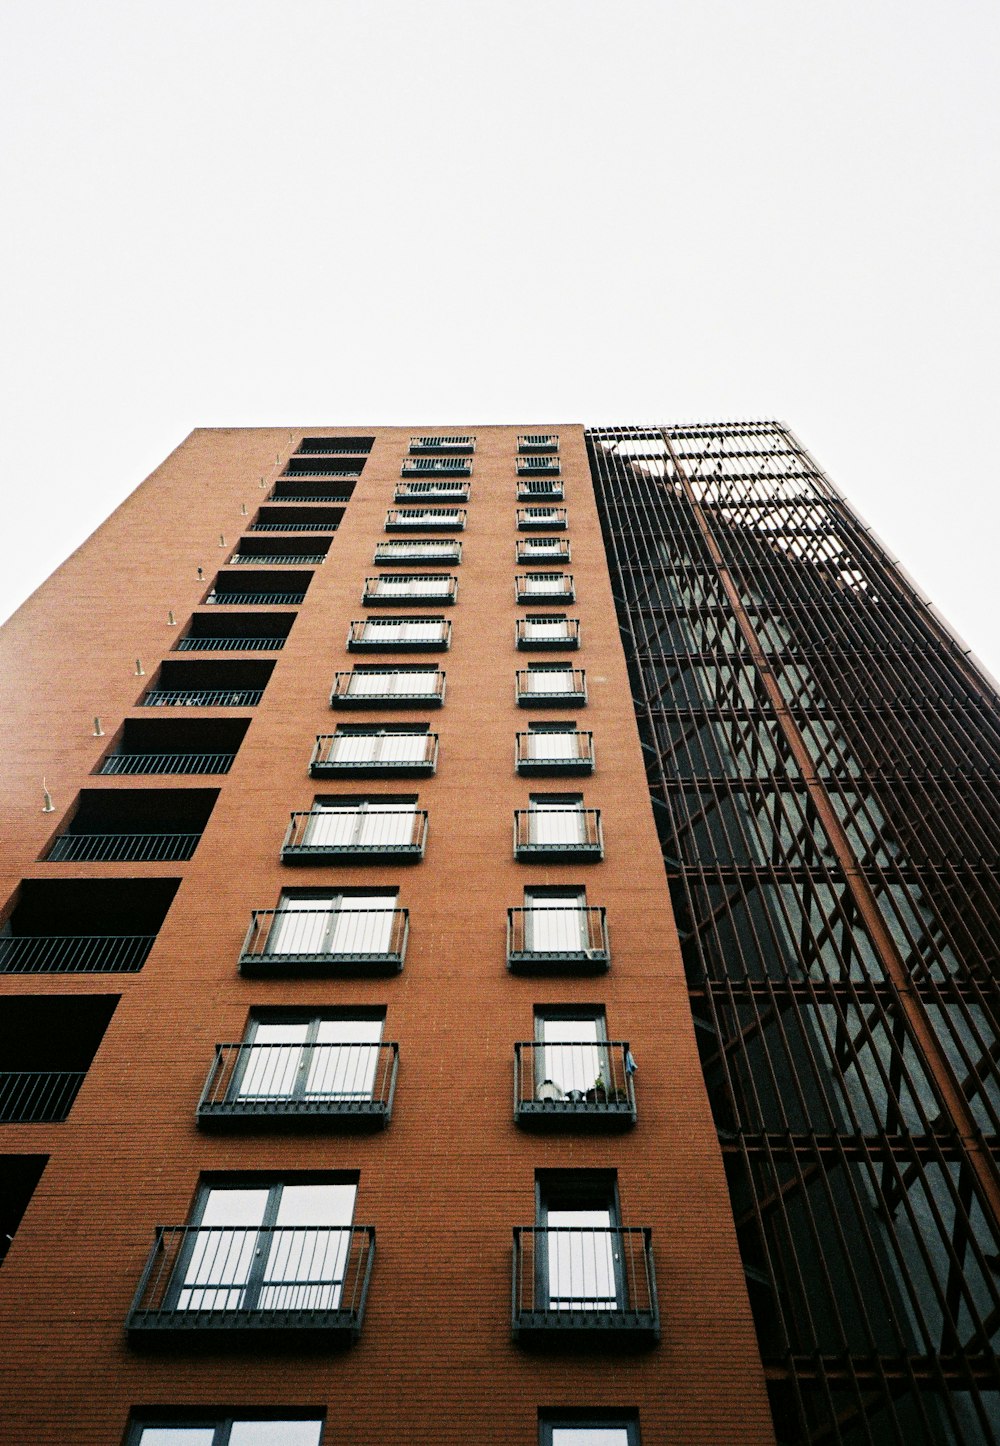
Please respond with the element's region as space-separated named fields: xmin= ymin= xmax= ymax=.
xmin=585 ymin=1073 xmax=629 ymax=1106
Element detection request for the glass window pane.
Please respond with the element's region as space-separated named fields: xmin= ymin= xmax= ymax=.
xmin=551 ymin=1431 xmax=631 ymax=1446
xmin=137 ymin=1431 xmax=216 ymax=1446
xmin=229 ymin=1421 xmax=323 ymax=1446
xmin=546 ymin=1209 xmax=617 ymax=1310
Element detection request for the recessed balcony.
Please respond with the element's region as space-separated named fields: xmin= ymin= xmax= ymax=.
xmin=141 ymin=660 xmax=274 ymax=709
xmin=516 ymin=617 xmax=580 ymax=651
xmin=401 ymin=456 xmax=472 ymax=477
xmin=363 ymin=574 xmax=458 ymax=606
xmin=126 ymin=1223 xmax=376 ymax=1344
xmin=373 ymin=540 xmax=462 ymax=567
xmin=347 ymin=617 xmax=451 ymax=653
xmin=515 ymin=667 xmax=587 ymax=707
xmin=518 ymin=479 xmax=565 ymax=501
xmin=281 ymin=807 xmax=428 ymax=864
xmin=517 ymin=538 xmax=570 ymax=565
xmin=395 ymin=480 xmax=470 ymax=502
xmin=518 ymin=434 xmax=559 ymax=454
xmin=384 ymin=508 xmax=467 ymax=531
xmin=0 ymin=995 xmax=118 ymax=1123
xmin=205 ymin=570 xmax=312 ymax=606
xmin=239 ymin=905 xmax=408 ymax=977
xmin=228 ymin=536 xmax=330 ymax=566
xmin=515 ymin=730 xmax=595 ymax=776
xmin=517 ymin=506 xmax=567 ymax=530
xmin=310 ymin=732 xmax=439 ymax=778
xmin=511 ymin=1226 xmax=658 ymax=1343
xmin=0 ymin=879 xmax=179 ymax=975
xmin=295 ymin=435 xmax=373 ymax=455
xmin=269 ymin=480 xmax=355 ymax=503
xmin=516 ymin=574 xmax=575 ymax=605
xmin=174 ymin=614 xmax=294 ymax=653
xmin=514 ymin=1041 xmax=637 ymax=1129
xmin=99 ymin=719 xmax=249 ymax=776
xmin=408 ymin=435 xmax=475 ymax=454
xmin=249 ymin=507 xmax=342 ymax=533
xmin=43 ymin=789 xmax=218 ymax=865
xmin=513 ymin=808 xmax=603 ymax=862
xmin=507 ymin=905 xmax=609 ymax=974
xmin=197 ymin=1040 xmax=399 ymax=1131
xmin=330 ymin=668 xmax=445 ymax=708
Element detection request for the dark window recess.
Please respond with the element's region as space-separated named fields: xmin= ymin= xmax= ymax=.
xmin=0 ymin=1156 xmax=47 ymax=1264
xmin=296 ymin=435 xmax=373 ymax=454
xmin=283 ymin=455 xmax=366 ymax=476
xmin=0 ymin=995 xmax=117 ymax=1122
xmin=249 ymin=506 xmax=343 ymax=533
xmin=43 ymin=789 xmax=218 ymax=864
xmin=228 ymin=535 xmax=331 ymax=565
xmin=142 ymin=659 xmax=274 ymax=709
xmin=98 ymin=718 xmax=249 ymax=776
xmin=175 ymin=613 xmax=295 ymax=653
xmin=270 ymin=479 xmax=356 ymax=503
xmin=0 ymin=878 xmax=179 ymax=974
xmin=206 ymin=569 xmax=313 ymax=606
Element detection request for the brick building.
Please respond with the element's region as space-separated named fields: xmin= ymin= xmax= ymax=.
xmin=0 ymin=423 xmax=997 ymax=1446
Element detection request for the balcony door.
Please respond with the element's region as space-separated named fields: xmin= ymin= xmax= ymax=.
xmin=267 ymin=893 xmax=396 ymax=956
xmin=233 ymin=1016 xmax=384 ymax=1103
xmin=527 ymin=667 xmax=575 ymax=694
xmin=329 ymin=728 xmax=429 ymax=765
xmin=525 ymin=889 xmax=589 ymax=954
xmin=527 ymin=725 xmax=578 ymax=761
xmin=362 ymin=618 xmax=443 ymax=645
xmin=524 ymin=616 xmax=568 ymax=642
xmin=528 ymin=796 xmax=586 ymax=847
xmin=536 ymin=1013 xmax=608 ymax=1099
xmin=173 ymin=1180 xmax=357 ymax=1313
xmin=537 ymin=1175 xmax=622 ymax=1314
xmin=303 ymin=800 xmax=416 ymax=849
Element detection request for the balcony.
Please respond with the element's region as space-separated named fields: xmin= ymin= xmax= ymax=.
xmin=44 ymin=789 xmax=217 ymax=865
xmin=311 ymin=732 xmax=439 ymax=779
xmin=518 ymin=434 xmax=559 ymax=454
xmin=99 ymin=719 xmax=249 ymax=776
xmin=408 ymin=435 xmax=475 ymax=454
xmin=347 ymin=618 xmax=450 ymax=653
xmin=175 ymin=614 xmax=294 ymax=653
xmin=513 ymin=808 xmax=603 ymax=862
xmin=517 ymin=506 xmax=567 ymax=530
xmin=283 ymin=454 xmax=367 ymax=477
xmin=239 ymin=905 xmax=409 ymax=977
xmin=395 ymin=480 xmax=470 ymax=502
xmin=206 ymin=570 xmax=312 ymax=606
xmin=517 ymin=539 xmax=570 ymax=565
xmin=142 ymin=660 xmax=274 ymax=709
xmin=330 ymin=669 xmax=445 ymax=708
xmin=197 ymin=1041 xmax=398 ymax=1130
xmin=295 ymin=436 xmax=373 ymax=455
xmin=514 ymin=1042 xmax=636 ymax=1129
xmin=126 ymin=1223 xmax=375 ymax=1344
xmin=515 ymin=731 xmax=595 ymax=776
xmin=384 ymin=507 xmax=467 ymax=532
xmin=511 ymin=1226 xmax=658 ymax=1342
xmin=229 ymin=536 xmax=330 ymax=565
xmin=270 ymin=480 xmax=355 ymax=504
xmin=516 ymin=574 xmax=575 ymax=604
xmin=517 ymin=456 xmax=561 ymax=477
xmin=0 ymin=996 xmax=117 ymax=1123
xmin=0 ymin=879 xmax=179 ymax=975
xmin=373 ymin=540 xmax=462 ymax=567
xmin=282 ymin=808 xmax=428 ymax=864
xmin=517 ymin=479 xmax=564 ymax=501
xmin=515 ymin=618 xmax=580 ymax=651
xmin=363 ymin=574 xmax=458 ymax=606
xmin=401 ymin=456 xmax=472 ymax=477
xmin=507 ymin=906 xmax=609 ymax=974
xmin=249 ymin=507 xmax=342 ymax=532
xmin=515 ymin=668 xmax=587 ymax=707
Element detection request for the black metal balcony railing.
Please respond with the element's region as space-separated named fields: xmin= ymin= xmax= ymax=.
xmin=515 ymin=618 xmax=580 ymax=651
xmin=384 ymin=508 xmax=467 ymax=531
xmin=362 ymin=575 xmax=458 ymax=606
xmin=515 ymin=668 xmax=587 ymax=707
xmin=515 ymin=731 xmax=595 ymax=775
xmin=268 ymin=492 xmax=353 ymax=504
xmin=310 ymin=733 xmax=439 ymax=778
xmin=516 ymin=539 xmax=571 ymax=564
xmin=514 ymin=1042 xmax=636 ymax=1127
xmin=515 ymin=575 xmax=575 ymax=604
xmin=408 ymin=435 xmax=475 ymax=454
xmin=0 ymin=934 xmax=155 ymax=974
xmin=330 ymin=671 xmax=446 ymax=708
xmin=0 ymin=1070 xmax=87 ymax=1122
xmin=127 ymin=1223 xmax=375 ymax=1342
xmin=142 ymin=689 xmax=263 ymax=708
xmin=373 ymin=541 xmax=462 ymax=567
xmin=197 ymin=1041 xmax=399 ymax=1129
xmin=46 ymin=832 xmax=201 ymax=863
xmin=512 ymin=1227 xmax=658 ymax=1341
xmin=394 ymin=481 xmax=471 ymax=502
xmin=229 ymin=553 xmax=327 ymax=566
xmin=205 ymin=590 xmax=306 ymax=606
xmin=347 ymin=619 xmax=451 ymax=653
xmin=401 ymin=457 xmax=472 ymax=477
xmin=517 ymin=480 xmax=565 ymax=501
xmin=249 ymin=522 xmax=339 ymax=533
xmin=517 ymin=455 xmax=561 ymax=476
xmin=517 ymin=506 xmax=568 ymax=530
xmin=282 ymin=809 xmax=428 ymax=863
xmin=295 ymin=437 xmax=372 ymax=454
xmin=507 ymin=906 xmax=610 ymax=973
xmin=100 ymin=752 xmax=236 ymax=775
xmin=513 ymin=809 xmax=603 ymax=861
xmin=175 ymin=636 xmax=286 ymax=652
xmin=239 ymin=907 xmax=409 ymax=977
xmin=518 ymin=434 xmax=559 ymax=453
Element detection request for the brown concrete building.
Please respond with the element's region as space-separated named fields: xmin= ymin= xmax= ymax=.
xmin=2 ymin=422 xmax=999 ymax=1446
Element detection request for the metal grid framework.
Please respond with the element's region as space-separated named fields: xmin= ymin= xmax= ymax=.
xmin=587 ymin=421 xmax=1000 ymax=1446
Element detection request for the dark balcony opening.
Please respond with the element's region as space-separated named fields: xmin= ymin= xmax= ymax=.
xmin=98 ymin=718 xmax=250 ymax=776
xmin=283 ymin=455 xmax=367 ymax=476
xmin=0 ymin=995 xmax=118 ymax=1122
xmin=295 ymin=436 xmax=373 ymax=455
xmin=0 ymin=1156 xmax=47 ymax=1264
xmin=270 ymin=479 xmax=356 ymax=503
xmin=142 ymin=659 xmax=274 ymax=709
xmin=514 ymin=1041 xmax=636 ymax=1129
xmin=229 ymin=536 xmax=330 ymax=566
xmin=250 ymin=507 xmax=343 ymax=533
xmin=206 ymin=570 xmax=312 ymax=606
xmin=175 ymin=613 xmax=294 ymax=653
xmin=0 ymin=878 xmax=179 ymax=974
xmin=44 ymin=789 xmax=218 ymax=864
xmin=282 ymin=801 xmax=427 ymax=864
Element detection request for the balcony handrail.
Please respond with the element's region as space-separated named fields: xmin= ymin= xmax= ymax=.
xmin=409 ymin=436 xmax=475 ymax=452
xmin=362 ymin=575 xmax=459 ymax=604
xmin=127 ymin=1222 xmax=376 ymax=1333
xmin=515 ymin=618 xmax=580 ymax=645
xmin=283 ymin=809 xmax=428 ymax=855
xmin=205 ymin=591 xmax=306 ymax=605
xmin=513 ymin=808 xmax=602 ymax=853
xmin=373 ymin=541 xmax=462 ymax=563
xmin=142 ymin=688 xmax=264 ymax=708
xmin=0 ymin=1070 xmax=87 ymax=1122
xmin=394 ymin=481 xmax=470 ymax=499
xmin=100 ymin=752 xmax=236 ymax=776
xmin=241 ymin=906 xmax=409 ymax=965
xmin=517 ymin=481 xmax=565 ymax=498
xmin=46 ymin=832 xmax=201 ymax=863
xmin=385 ymin=508 xmax=467 ymax=528
xmin=248 ymin=521 xmax=340 ymax=532
xmin=517 ymin=456 xmax=562 ymax=473
xmin=347 ymin=618 xmax=450 ymax=648
xmin=513 ymin=1041 xmax=635 ymax=1114
xmin=269 ymin=492 xmax=354 ymax=503
xmin=229 ymin=553 xmax=327 ymax=565
xmin=511 ymin=1225 xmax=657 ymax=1335
xmin=401 ymin=458 xmax=472 ymax=475
xmin=517 ymin=434 xmax=559 ymax=452
xmin=515 ymin=730 xmax=594 ymax=765
xmin=515 ymin=575 xmax=575 ymax=601
xmin=0 ymin=934 xmax=155 ymax=974
xmin=515 ymin=668 xmax=587 ymax=703
xmin=310 ymin=733 xmax=439 ymax=772
xmin=507 ymin=906 xmax=609 ymax=961
xmin=330 ymin=670 xmax=446 ymax=704
xmin=198 ymin=1041 xmax=398 ymax=1118
xmin=176 ymin=637 xmax=286 ymax=652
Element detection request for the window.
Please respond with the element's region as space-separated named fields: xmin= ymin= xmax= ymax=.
xmin=539 ymin=1415 xmax=639 ymax=1446
xmin=524 ymin=888 xmax=589 ymax=953
xmin=535 ymin=1007 xmax=608 ymax=1098
xmin=525 ymin=721 xmax=582 ymax=761
xmin=268 ymin=891 xmax=399 ymax=957
xmin=341 ymin=667 xmax=442 ymax=697
xmin=526 ymin=794 xmax=586 ymax=846
xmin=324 ymin=726 xmax=430 ymax=766
xmin=302 ymin=798 xmax=419 ymax=850
xmin=355 ymin=617 xmax=447 ymax=646
xmin=536 ymin=1171 xmax=621 ymax=1313
xmin=233 ymin=1011 xmax=385 ymax=1105
xmin=128 ymin=1418 xmax=324 ymax=1446
xmin=522 ymin=614 xmax=570 ymax=642
xmin=523 ymin=665 xmax=578 ymax=696
xmin=368 ymin=573 xmax=455 ymax=597
xmin=520 ymin=572 xmax=568 ymax=596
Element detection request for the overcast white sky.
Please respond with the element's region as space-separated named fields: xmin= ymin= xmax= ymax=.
xmin=2 ymin=0 xmax=999 ymax=670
